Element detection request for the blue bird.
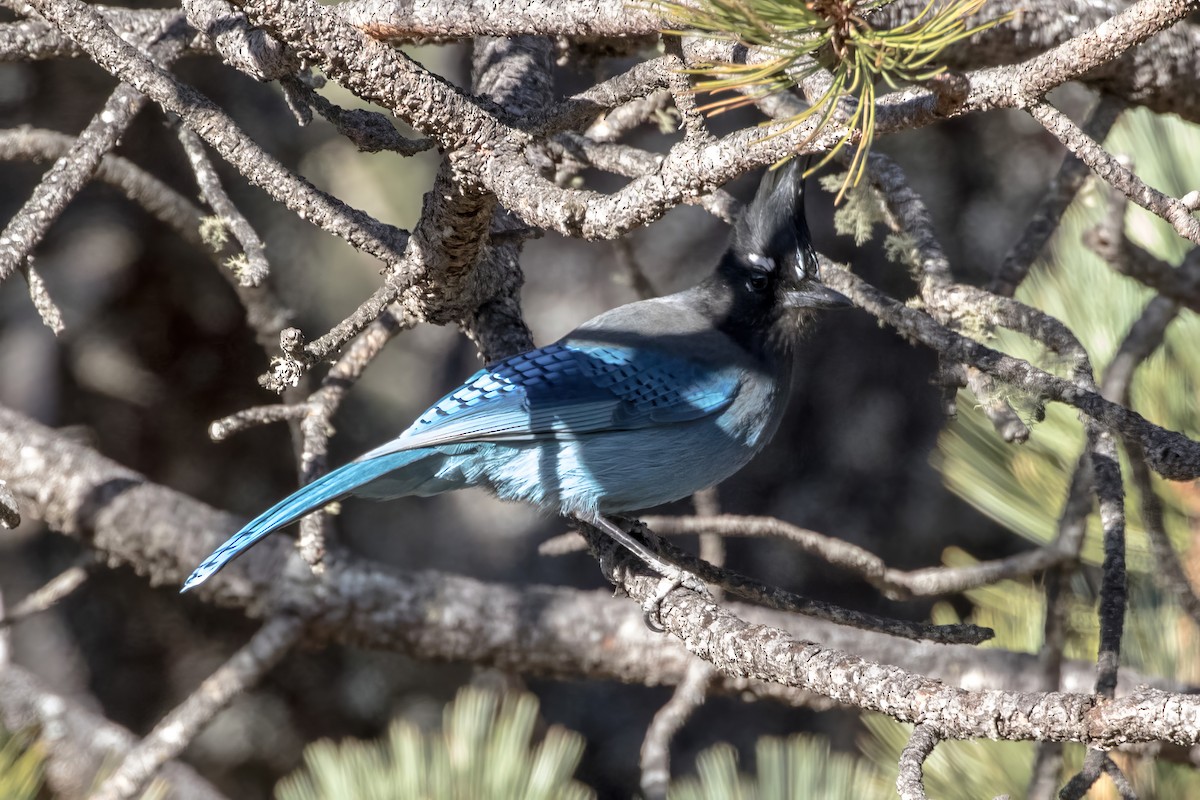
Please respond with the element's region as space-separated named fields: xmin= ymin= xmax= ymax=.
xmin=182 ymin=160 xmax=849 ymax=592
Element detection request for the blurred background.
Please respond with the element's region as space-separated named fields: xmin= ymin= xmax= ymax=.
xmin=2 ymin=11 xmax=1199 ymax=798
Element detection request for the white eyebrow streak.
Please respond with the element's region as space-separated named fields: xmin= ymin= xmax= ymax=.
xmin=746 ymin=253 xmax=776 ymax=271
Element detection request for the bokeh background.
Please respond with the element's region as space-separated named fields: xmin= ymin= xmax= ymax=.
xmin=2 ymin=15 xmax=1198 ymax=798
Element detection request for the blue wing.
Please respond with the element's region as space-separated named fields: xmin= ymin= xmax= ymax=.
xmin=182 ymin=341 xmax=741 ymax=593
xmin=361 ymin=342 xmax=742 ymax=457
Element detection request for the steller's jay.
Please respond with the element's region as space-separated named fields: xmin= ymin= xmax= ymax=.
xmin=182 ymin=160 xmax=849 ymax=592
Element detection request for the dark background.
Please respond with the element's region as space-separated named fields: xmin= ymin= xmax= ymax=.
xmin=0 ymin=20 xmax=1081 ymax=797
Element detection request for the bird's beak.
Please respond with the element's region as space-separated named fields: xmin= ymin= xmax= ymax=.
xmin=784 ymin=282 xmax=852 ymax=309
xmin=784 ymin=244 xmax=852 ymax=309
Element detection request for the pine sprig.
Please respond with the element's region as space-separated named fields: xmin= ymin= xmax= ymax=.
xmin=659 ymin=0 xmax=1009 ymax=200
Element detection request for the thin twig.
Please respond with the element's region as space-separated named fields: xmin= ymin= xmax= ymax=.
xmin=1028 ymin=744 xmax=1064 ymax=800
xmin=23 ymin=0 xmax=411 ymax=267
xmin=209 ymin=403 xmax=309 ymax=441
xmin=0 ymin=478 xmax=18 ymax=528
xmin=1100 ymin=298 xmax=1181 ymax=400
xmin=1099 ymin=287 xmax=1199 ymax=627
xmin=0 ymin=125 xmax=295 ymax=351
xmin=88 ymin=614 xmax=305 ymax=800
xmin=1103 ymin=756 xmax=1139 ymax=800
xmin=1129 ymin=447 xmax=1200 ymax=627
xmin=278 ymin=74 xmax=433 ymax=154
xmin=20 ymin=261 xmax=64 ymax=333
xmin=0 ymin=562 xmax=90 ymax=629
xmin=259 ymin=279 xmax=406 ymax=389
xmin=822 ymin=266 xmax=1200 ymax=482
xmin=0 ymin=16 xmax=190 ymax=330
xmin=1030 ymin=101 xmax=1200 ymax=246
xmin=612 ymin=237 xmax=658 ymax=300
xmin=531 ymin=56 xmax=673 ymax=136
xmin=542 ymin=514 xmax=1070 ymax=601
xmin=896 ymin=724 xmax=941 ymax=800
xmin=964 ymin=367 xmax=1030 ymax=443
xmin=585 ymin=90 xmax=673 ymax=143
xmin=1086 ymin=231 xmax=1200 ymax=314
xmin=176 ymin=125 xmax=270 ymax=288
xmin=1027 ymin=456 xmax=1095 ymax=800
xmin=0 ymin=126 xmax=205 ymax=246
xmin=292 ymin=306 xmax=410 ymax=572
xmin=639 ymin=660 xmax=713 ymax=800
xmin=1090 ymin=428 xmax=1127 ymax=700
xmin=0 ymin=663 xmax=230 ymax=798
xmin=1059 ymin=749 xmax=1107 ymax=800
xmin=606 ymin=520 xmax=992 ymax=645
xmin=991 ymin=95 xmax=1125 ymax=297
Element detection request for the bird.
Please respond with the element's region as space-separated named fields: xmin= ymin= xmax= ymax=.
xmin=182 ymin=159 xmax=849 ymax=593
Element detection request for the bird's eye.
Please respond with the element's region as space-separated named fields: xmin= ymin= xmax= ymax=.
xmin=744 ymin=253 xmax=774 ymax=292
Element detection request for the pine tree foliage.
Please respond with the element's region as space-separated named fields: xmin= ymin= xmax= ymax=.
xmin=910 ymin=107 xmax=1200 ymax=798
xmin=274 ymin=687 xmax=593 ymax=800
xmin=938 ymin=109 xmax=1200 ymax=565
xmin=667 ymin=734 xmax=884 ymax=799
xmin=658 ymin=0 xmax=1008 ymax=199
xmin=0 ymin=728 xmax=44 ymax=800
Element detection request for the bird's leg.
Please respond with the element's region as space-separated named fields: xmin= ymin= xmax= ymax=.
xmin=577 ymin=515 xmax=709 ymax=630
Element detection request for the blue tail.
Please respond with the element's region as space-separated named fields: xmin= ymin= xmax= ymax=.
xmin=181 ymin=450 xmax=424 ymax=592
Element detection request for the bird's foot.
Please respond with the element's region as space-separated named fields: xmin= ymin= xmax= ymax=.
xmin=641 ymin=567 xmax=710 ymax=632
xmin=642 ymin=575 xmax=679 ymax=632
xmin=577 ymin=515 xmax=711 ymax=630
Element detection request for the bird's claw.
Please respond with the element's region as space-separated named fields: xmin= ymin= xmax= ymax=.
xmin=642 ymin=575 xmax=680 ymax=632
xmin=641 ymin=569 xmax=710 ymax=632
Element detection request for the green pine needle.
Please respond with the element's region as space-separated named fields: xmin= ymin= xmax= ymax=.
xmin=669 ymin=734 xmax=885 ymax=799
xmin=275 ymin=687 xmax=594 ymax=800
xmin=0 ymin=729 xmax=45 ymax=800
xmin=658 ymin=0 xmax=1010 ymax=201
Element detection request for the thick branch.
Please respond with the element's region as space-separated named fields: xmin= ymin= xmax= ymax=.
xmin=338 ymin=0 xmax=663 ymax=40
xmin=976 ymin=0 xmax=1200 ymax=108
xmin=2 ymin=405 xmax=1199 ymax=748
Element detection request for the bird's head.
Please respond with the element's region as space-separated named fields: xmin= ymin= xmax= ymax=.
xmin=706 ymin=159 xmax=850 ymax=354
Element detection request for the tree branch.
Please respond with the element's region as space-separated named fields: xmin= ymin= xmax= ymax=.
xmin=0 ymin=15 xmax=191 ymax=330
xmin=88 ymin=613 xmax=305 ymax=800
xmin=0 ymin=664 xmax=229 ymax=799
xmin=22 ymin=0 xmax=410 ymax=268
xmin=896 ymin=724 xmax=940 ymax=800
xmin=823 ymin=267 xmax=1200 ymax=482
xmin=3 ymin=405 xmax=1200 ymax=750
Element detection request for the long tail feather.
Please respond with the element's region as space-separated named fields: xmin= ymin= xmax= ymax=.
xmin=181 ymin=450 xmax=422 ymax=592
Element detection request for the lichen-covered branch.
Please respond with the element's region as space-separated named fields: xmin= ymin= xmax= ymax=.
xmin=3 ymin=405 xmax=1200 ymax=750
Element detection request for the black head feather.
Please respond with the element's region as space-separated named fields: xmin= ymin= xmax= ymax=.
xmin=702 ymin=160 xmax=849 ymax=359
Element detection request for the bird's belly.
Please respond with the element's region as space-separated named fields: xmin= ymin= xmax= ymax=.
xmin=477 ymin=422 xmax=760 ymax=516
